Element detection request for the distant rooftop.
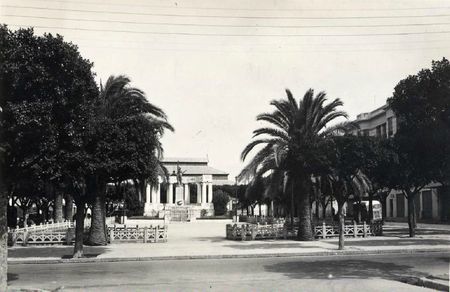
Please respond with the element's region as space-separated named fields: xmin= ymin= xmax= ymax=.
xmin=356 ymin=103 xmax=388 ymax=121
xmin=161 ymin=157 xmax=229 ymax=177
xmin=161 ymin=157 xmax=208 ymax=164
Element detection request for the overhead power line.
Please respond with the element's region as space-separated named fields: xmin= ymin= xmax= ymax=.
xmin=14 ymin=0 xmax=450 ymax=12
xmin=5 ymin=5 xmax=450 ymax=20
xmin=8 ymin=23 xmax=450 ymax=37
xmin=6 ymin=14 xmax=450 ymax=29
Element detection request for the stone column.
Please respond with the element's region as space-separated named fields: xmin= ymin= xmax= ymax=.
xmin=404 ymin=194 xmax=408 ymax=218
xmin=392 ymin=193 xmax=398 ymax=218
xmin=144 ymin=183 xmax=152 ymax=216
xmin=155 ymin=182 xmax=161 ymax=204
xmin=431 ymin=190 xmax=439 ymax=219
xmin=207 ymin=183 xmax=213 ymax=203
xmin=167 ymin=183 xmax=173 ymax=204
xmin=197 ymin=183 xmax=202 ymax=203
xmin=151 ymin=184 xmax=156 ymax=204
xmin=146 ymin=184 xmax=151 ymax=204
xmin=202 ymin=183 xmax=207 ymax=205
xmin=184 ymin=184 xmax=190 ymax=204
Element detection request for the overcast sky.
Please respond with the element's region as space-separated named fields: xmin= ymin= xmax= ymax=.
xmin=2 ymin=0 xmax=450 ymax=178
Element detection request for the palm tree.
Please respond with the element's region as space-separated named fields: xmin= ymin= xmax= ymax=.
xmin=87 ymin=75 xmax=173 ymax=246
xmin=239 ymin=89 xmax=348 ymax=240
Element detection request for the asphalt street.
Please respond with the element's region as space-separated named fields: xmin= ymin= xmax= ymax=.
xmin=8 ymin=252 xmax=450 ymax=291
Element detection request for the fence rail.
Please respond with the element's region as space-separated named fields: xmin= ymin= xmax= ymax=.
xmin=107 ymin=225 xmax=167 ymax=243
xmin=226 ymin=221 xmax=382 ymax=241
xmin=10 ymin=221 xmax=74 ymax=233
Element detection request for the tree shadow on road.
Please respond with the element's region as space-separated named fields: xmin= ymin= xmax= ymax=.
xmin=7 ymin=273 xmax=18 ymax=283
xmin=384 ymin=228 xmax=450 ymax=236
xmin=264 ymin=259 xmax=428 ymax=282
xmin=8 ymin=246 xmax=108 ymax=259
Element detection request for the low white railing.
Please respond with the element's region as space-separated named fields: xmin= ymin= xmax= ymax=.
xmin=11 ymin=221 xmax=74 ymax=233
xmin=226 ymin=221 xmax=383 ymax=241
xmin=107 ymin=225 xmax=167 ymax=243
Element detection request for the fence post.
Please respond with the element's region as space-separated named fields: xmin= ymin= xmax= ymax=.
xmin=363 ymin=222 xmax=367 ymax=238
xmin=155 ymin=226 xmax=159 ymax=243
xmin=353 ymin=221 xmax=357 ymax=238
xmin=65 ymin=229 xmax=71 ymax=245
xmin=109 ymin=228 xmax=114 ymax=243
xmin=143 ymin=227 xmax=148 ymax=243
xmin=22 ymin=231 xmax=28 ymax=246
xmin=322 ymin=222 xmax=326 ymax=239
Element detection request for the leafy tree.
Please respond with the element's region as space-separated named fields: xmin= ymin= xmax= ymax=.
xmin=322 ymin=135 xmax=372 ymax=249
xmin=387 ymin=58 xmax=450 ymax=237
xmin=212 ymin=190 xmax=230 ymax=216
xmin=0 ymin=26 xmax=99 ymax=257
xmin=239 ymin=89 xmax=349 ymax=240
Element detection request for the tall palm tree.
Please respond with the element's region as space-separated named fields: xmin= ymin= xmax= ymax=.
xmin=87 ymin=75 xmax=173 ymax=245
xmin=239 ymin=89 xmax=348 ymax=240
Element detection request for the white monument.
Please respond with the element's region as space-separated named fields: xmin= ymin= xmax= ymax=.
xmin=143 ymin=157 xmax=233 ymax=220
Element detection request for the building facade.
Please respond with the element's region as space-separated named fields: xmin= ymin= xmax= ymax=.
xmin=143 ymin=157 xmax=232 ymax=219
xmin=353 ymin=104 xmax=450 ymax=222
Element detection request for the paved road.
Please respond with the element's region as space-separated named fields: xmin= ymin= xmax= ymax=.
xmin=8 ymin=252 xmax=449 ymax=291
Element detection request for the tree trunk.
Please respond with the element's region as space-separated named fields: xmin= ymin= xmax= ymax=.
xmin=54 ymin=192 xmax=63 ymax=223
xmin=380 ymin=193 xmax=387 ymax=222
xmin=297 ymin=191 xmax=313 ymax=241
xmin=65 ymin=194 xmax=74 ymax=221
xmin=368 ymin=192 xmax=374 ymax=222
xmin=21 ymin=207 xmax=28 ymax=227
xmin=0 ymin=180 xmax=7 ymax=290
xmin=73 ymin=200 xmax=86 ymax=258
xmin=407 ymin=192 xmax=416 ymax=237
xmin=338 ymin=202 xmax=345 ymax=250
xmin=87 ymin=183 xmax=107 ymax=246
xmin=258 ymin=204 xmax=262 ymax=216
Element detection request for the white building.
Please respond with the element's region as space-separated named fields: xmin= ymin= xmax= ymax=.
xmin=143 ymin=157 xmax=233 ymax=220
xmin=353 ymin=104 xmax=449 ymax=222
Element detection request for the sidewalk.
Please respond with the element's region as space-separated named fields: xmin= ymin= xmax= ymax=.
xmin=8 ymin=221 xmax=450 ymax=264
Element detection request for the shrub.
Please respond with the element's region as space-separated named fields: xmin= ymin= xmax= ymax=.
xmin=212 ymin=190 xmax=230 ymax=216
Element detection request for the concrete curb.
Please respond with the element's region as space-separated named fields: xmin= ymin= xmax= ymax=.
xmin=8 ymin=248 xmax=450 ymax=265
xmin=418 ymin=277 xmax=449 ymax=291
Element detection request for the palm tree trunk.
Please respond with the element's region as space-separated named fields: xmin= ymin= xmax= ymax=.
xmin=73 ymin=199 xmax=86 ymax=258
xmin=54 ymin=192 xmax=63 ymax=223
xmin=65 ymin=194 xmax=74 ymax=221
xmin=297 ymin=190 xmax=314 ymax=241
xmin=87 ymin=182 xmax=107 ymax=245
xmin=338 ymin=201 xmax=345 ymax=250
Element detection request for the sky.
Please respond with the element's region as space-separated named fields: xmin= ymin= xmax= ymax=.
xmin=2 ymin=0 xmax=450 ymax=179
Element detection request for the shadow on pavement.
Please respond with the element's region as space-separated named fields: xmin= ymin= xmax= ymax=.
xmin=384 ymin=228 xmax=450 ymax=236
xmin=265 ymin=259 xmax=428 ymax=281
xmin=8 ymin=246 xmax=108 ymax=259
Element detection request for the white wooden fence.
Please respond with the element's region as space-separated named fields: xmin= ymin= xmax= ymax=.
xmin=107 ymin=225 xmax=167 ymax=243
xmin=226 ymin=221 xmax=383 ymax=241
